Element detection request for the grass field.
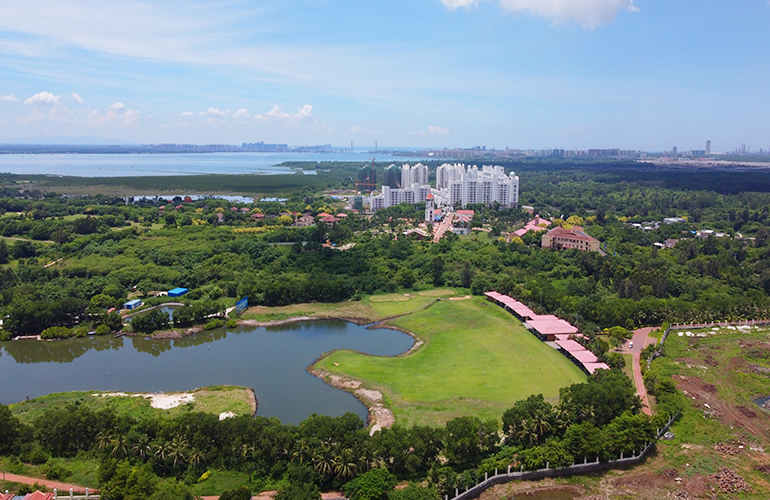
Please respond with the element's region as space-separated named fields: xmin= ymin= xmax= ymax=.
xmin=10 ymin=386 xmax=254 ymax=425
xmin=313 ymin=297 xmax=586 ymax=427
xmin=240 ymin=289 xmax=455 ymax=324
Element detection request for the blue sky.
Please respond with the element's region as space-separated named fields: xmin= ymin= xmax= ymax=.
xmin=0 ymin=0 xmax=768 ymax=151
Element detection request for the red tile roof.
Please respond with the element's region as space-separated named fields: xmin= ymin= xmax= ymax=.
xmin=583 ymin=362 xmax=611 ymax=374
xmin=527 ymin=315 xmax=579 ymax=335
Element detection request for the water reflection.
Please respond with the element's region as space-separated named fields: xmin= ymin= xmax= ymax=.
xmin=0 ymin=320 xmax=414 ymax=424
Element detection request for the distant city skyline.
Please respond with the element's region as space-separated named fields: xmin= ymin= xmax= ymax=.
xmin=0 ymin=1 xmax=768 ymax=150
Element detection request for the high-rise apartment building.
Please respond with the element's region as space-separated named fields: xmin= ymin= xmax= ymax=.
xmin=706 ymin=140 xmax=711 ymax=155
xmin=444 ymin=164 xmax=519 ymax=208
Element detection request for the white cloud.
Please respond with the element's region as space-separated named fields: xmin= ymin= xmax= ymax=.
xmin=427 ymin=125 xmax=450 ymax=135
xmin=24 ymin=91 xmax=62 ymax=105
xmin=441 ymin=0 xmax=638 ymax=28
xmin=180 ymin=111 xmax=194 ymax=117
xmin=233 ymin=108 xmax=249 ymax=119
xmin=17 ymin=109 xmax=46 ymax=125
xmin=87 ymin=106 xmax=140 ymax=127
xmin=109 ymin=102 xmax=125 ymax=110
xmin=71 ymin=92 xmax=84 ymax=104
xmin=255 ymin=104 xmax=313 ymax=122
xmin=201 ymin=107 xmax=230 ymax=116
xmin=441 ymin=0 xmax=483 ymax=9
xmin=1 ymin=94 xmax=19 ymax=102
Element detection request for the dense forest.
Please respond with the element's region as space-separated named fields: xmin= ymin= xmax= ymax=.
xmin=3 ymin=164 xmax=770 ymax=337
xmin=0 ymin=369 xmax=681 ymax=499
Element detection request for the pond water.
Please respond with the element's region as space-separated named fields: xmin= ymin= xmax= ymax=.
xmin=0 ymin=320 xmax=414 ymax=425
xmin=124 ymin=305 xmax=180 ymax=322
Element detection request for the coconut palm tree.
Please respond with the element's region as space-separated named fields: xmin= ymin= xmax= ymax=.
xmin=532 ymin=409 xmax=552 ymax=438
xmin=168 ymin=436 xmax=189 ymax=468
xmin=291 ymin=438 xmax=312 ymax=464
xmin=131 ymin=434 xmax=152 ymax=461
xmin=154 ymin=441 xmax=172 ymax=461
xmin=332 ymin=447 xmax=358 ymax=479
xmin=516 ymin=420 xmax=538 ymax=446
xmin=111 ymin=434 xmax=128 ymax=458
xmin=188 ymin=447 xmax=206 ymax=467
xmin=312 ymin=443 xmax=334 ymax=478
xmin=96 ymin=431 xmax=112 ymax=453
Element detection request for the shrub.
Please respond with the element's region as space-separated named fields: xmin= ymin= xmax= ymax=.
xmin=226 ymin=319 xmax=237 ymax=328
xmin=95 ymin=324 xmax=111 ymax=336
xmin=197 ymin=470 xmax=211 ymax=483
xmin=73 ymin=327 xmax=89 ymax=338
xmin=204 ymin=319 xmax=224 ymax=330
xmin=40 ymin=326 xmax=73 ymax=339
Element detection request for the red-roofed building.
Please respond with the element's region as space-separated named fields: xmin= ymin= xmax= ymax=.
xmin=251 ymin=213 xmax=265 ymax=220
xmin=336 ymin=213 xmax=348 ymax=218
xmin=541 ymin=225 xmax=600 ymax=252
xmin=526 ymin=314 xmax=579 ymax=341
xmin=230 ymin=206 xmax=238 ymax=211
xmin=583 ymin=362 xmax=611 ymax=374
xmin=456 ymin=209 xmax=474 ymax=216
xmin=0 ymin=493 xmax=15 ymax=500
xmin=320 ymin=215 xmax=339 ymax=224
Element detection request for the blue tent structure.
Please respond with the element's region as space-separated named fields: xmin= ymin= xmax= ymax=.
xmin=168 ymin=287 xmax=189 ymax=297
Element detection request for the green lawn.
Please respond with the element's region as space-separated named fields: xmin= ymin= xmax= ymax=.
xmin=313 ymin=297 xmax=586 ymax=427
xmin=10 ymin=386 xmax=254 ymax=425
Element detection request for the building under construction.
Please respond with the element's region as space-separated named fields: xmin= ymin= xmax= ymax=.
xmin=357 ymin=160 xmax=377 ymax=193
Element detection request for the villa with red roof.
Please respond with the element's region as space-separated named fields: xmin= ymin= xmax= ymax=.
xmin=541 ymin=225 xmax=600 ymax=252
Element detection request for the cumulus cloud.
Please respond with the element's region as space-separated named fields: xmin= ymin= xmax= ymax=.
xmin=1 ymin=94 xmax=19 ymax=102
xmin=71 ymin=92 xmax=85 ymax=104
xmin=180 ymin=111 xmax=194 ymax=117
xmin=17 ymin=109 xmax=46 ymax=125
xmin=254 ymin=104 xmax=313 ymax=122
xmin=201 ymin=107 xmax=230 ymax=116
xmin=24 ymin=92 xmax=62 ymax=105
xmin=441 ymin=0 xmax=638 ymax=28
xmin=109 ymin=102 xmax=125 ymax=110
xmin=87 ymin=107 xmax=140 ymax=127
xmin=233 ymin=108 xmax=249 ymax=119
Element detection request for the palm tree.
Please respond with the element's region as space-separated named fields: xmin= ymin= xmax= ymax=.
xmin=516 ymin=420 xmax=538 ymax=446
xmin=188 ymin=447 xmax=206 ymax=467
xmin=553 ymin=401 xmax=572 ymax=432
xmin=154 ymin=441 xmax=172 ymax=461
xmin=168 ymin=436 xmax=189 ymax=468
xmin=291 ymin=438 xmax=312 ymax=464
xmin=111 ymin=434 xmax=128 ymax=458
xmin=96 ymin=431 xmax=112 ymax=453
xmin=332 ymin=447 xmax=358 ymax=479
xmin=532 ymin=409 xmax=552 ymax=438
xmin=131 ymin=435 xmax=152 ymax=461
xmin=313 ymin=443 xmax=334 ymax=477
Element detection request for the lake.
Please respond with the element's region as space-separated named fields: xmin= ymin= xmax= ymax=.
xmin=0 ymin=320 xmax=414 ymax=425
xmin=0 ymin=152 xmax=426 ymax=178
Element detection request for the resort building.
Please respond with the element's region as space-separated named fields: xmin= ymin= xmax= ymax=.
xmin=438 ymin=164 xmax=519 ymax=208
xmin=541 ymin=225 xmax=600 ymax=252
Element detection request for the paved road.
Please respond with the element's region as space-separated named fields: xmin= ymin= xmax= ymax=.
xmin=0 ymin=472 xmax=94 ymax=493
xmin=433 ymin=213 xmax=454 ymax=242
xmin=622 ymin=327 xmax=657 ymax=416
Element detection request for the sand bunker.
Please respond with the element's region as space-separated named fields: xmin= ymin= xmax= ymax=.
xmin=95 ymin=391 xmax=195 ymax=410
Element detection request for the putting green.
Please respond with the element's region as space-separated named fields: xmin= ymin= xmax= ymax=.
xmin=314 ymin=297 xmax=586 ymax=427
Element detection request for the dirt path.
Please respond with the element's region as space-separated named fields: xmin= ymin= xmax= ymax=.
xmin=0 ymin=472 xmax=95 ymax=493
xmin=626 ymin=327 xmax=656 ymax=415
